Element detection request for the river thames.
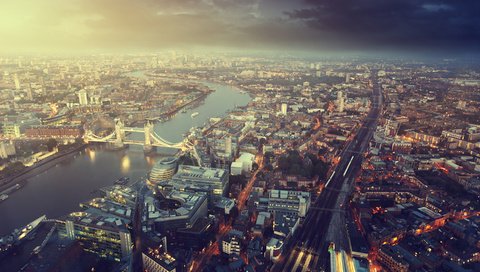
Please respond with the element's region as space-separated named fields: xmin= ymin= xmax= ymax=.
xmin=0 ymin=78 xmax=250 ymax=235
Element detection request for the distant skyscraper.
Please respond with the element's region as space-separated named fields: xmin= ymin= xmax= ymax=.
xmin=13 ymin=73 xmax=20 ymax=90
xmin=90 ymin=94 xmax=101 ymax=105
xmin=27 ymin=83 xmax=33 ymax=100
xmin=384 ymin=119 xmax=399 ymax=137
xmin=78 ymin=89 xmax=88 ymax=105
xmin=281 ymin=103 xmax=288 ymax=115
xmin=345 ymin=73 xmax=350 ymax=83
xmin=337 ymin=91 xmax=345 ymax=112
xmin=225 ymin=136 xmax=232 ymax=157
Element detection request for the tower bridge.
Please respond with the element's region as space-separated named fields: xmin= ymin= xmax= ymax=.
xmin=84 ymin=119 xmax=200 ymax=163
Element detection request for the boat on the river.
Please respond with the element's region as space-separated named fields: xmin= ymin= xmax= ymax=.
xmin=0 ymin=183 xmax=21 ymax=196
xmin=0 ymin=194 xmax=8 ymax=202
xmin=191 ymin=112 xmax=199 ymax=118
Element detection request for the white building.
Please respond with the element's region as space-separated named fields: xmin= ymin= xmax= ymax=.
xmin=78 ymin=89 xmax=88 ymax=106
xmin=0 ymin=141 xmax=16 ymax=159
xmin=337 ymin=91 xmax=345 ymax=113
xmin=230 ymin=161 xmax=243 ymax=176
xmin=230 ymin=152 xmax=255 ymax=175
xmin=222 ymin=230 xmax=243 ymax=256
xmin=281 ymin=103 xmax=288 ymax=115
xmin=13 ymin=73 xmax=20 ymax=90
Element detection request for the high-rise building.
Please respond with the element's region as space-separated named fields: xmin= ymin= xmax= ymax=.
xmin=142 ymin=249 xmax=176 ymax=272
xmin=13 ymin=73 xmax=20 ymax=90
xmin=1 ymin=123 xmax=21 ymax=139
xmin=225 ymin=136 xmax=232 ymax=157
xmin=384 ymin=119 xmax=399 ymax=138
xmin=26 ymin=83 xmax=33 ymax=100
xmin=337 ymin=91 xmax=345 ymax=113
xmin=281 ymin=103 xmax=288 ymax=115
xmin=78 ymin=89 xmax=88 ymax=105
xmin=0 ymin=141 xmax=16 ymax=159
xmin=60 ymin=211 xmax=133 ymax=261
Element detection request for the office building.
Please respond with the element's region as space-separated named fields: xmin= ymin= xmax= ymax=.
xmin=384 ymin=119 xmax=399 ymax=138
xmin=146 ymin=189 xmax=208 ymax=232
xmin=337 ymin=91 xmax=345 ymax=113
xmin=225 ymin=136 xmax=232 ymax=158
xmin=142 ymin=249 xmax=176 ymax=272
xmin=78 ymin=89 xmax=88 ymax=106
xmin=222 ymin=230 xmax=244 ymax=256
xmin=26 ymin=84 xmax=33 ymax=100
xmin=59 ymin=211 xmax=132 ymax=261
xmin=0 ymin=141 xmax=16 ymax=159
xmin=149 ymin=157 xmax=178 ymax=184
xmin=90 ymin=94 xmax=102 ymax=105
xmin=281 ymin=103 xmax=288 ymax=115
xmin=230 ymin=161 xmax=243 ymax=175
xmin=265 ymin=237 xmax=283 ymax=261
xmin=1 ymin=122 xmax=21 ymax=139
xmin=13 ymin=73 xmax=20 ymax=90
xmin=171 ymin=165 xmax=229 ymax=197
xmin=230 ymin=152 xmax=255 ymax=176
xmin=267 ymin=190 xmax=311 ymax=217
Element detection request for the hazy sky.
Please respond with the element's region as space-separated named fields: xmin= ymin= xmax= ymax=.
xmin=1 ymin=0 xmax=479 ymax=54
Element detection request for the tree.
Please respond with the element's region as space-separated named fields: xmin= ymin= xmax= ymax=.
xmin=313 ymin=161 xmax=329 ymax=179
xmin=264 ymin=164 xmax=274 ymax=171
xmin=46 ymin=138 xmax=58 ymax=151
xmin=289 ymin=164 xmax=302 ymax=175
xmin=278 ymin=156 xmax=289 ymax=172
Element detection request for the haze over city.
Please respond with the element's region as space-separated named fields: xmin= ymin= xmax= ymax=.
xmin=0 ymin=1 xmax=479 ymax=272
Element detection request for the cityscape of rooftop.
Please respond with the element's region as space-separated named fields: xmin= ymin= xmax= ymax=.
xmin=0 ymin=1 xmax=479 ymax=272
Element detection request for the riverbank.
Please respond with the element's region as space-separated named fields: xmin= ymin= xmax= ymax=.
xmin=0 ymin=143 xmax=87 ymax=193
xmin=0 ymin=77 xmax=251 ymax=236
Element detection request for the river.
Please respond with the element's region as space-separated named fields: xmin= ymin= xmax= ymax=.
xmin=0 ymin=75 xmax=250 ymax=235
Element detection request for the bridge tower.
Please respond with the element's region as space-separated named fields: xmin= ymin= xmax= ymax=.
xmin=114 ymin=118 xmax=125 ymax=148
xmin=143 ymin=119 xmax=154 ymax=152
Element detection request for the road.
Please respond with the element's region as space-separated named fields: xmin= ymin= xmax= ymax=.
xmin=273 ymin=74 xmax=383 ymax=272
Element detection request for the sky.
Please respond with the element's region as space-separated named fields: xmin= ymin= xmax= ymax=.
xmin=0 ymin=0 xmax=479 ymax=55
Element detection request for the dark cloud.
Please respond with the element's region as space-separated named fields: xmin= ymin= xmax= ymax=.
xmin=286 ymin=0 xmax=480 ymax=51
xmin=1 ymin=0 xmax=478 ymax=53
